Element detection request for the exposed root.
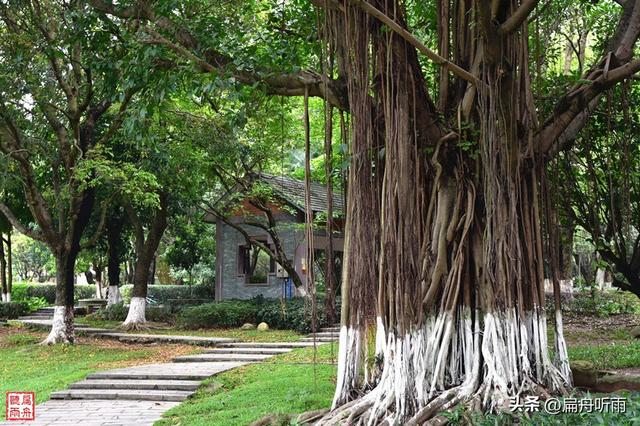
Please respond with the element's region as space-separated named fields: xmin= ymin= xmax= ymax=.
xmin=319 ymin=307 xmax=571 ymax=425
xmin=121 ymin=296 xmax=147 ymax=330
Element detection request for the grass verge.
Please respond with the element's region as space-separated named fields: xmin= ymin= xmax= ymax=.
xmin=156 ymin=344 xmax=338 ymax=426
xmin=0 ymin=325 xmax=197 ymax=420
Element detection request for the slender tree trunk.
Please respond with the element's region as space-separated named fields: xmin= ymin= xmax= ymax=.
xmin=7 ymin=231 xmax=12 ymax=301
xmin=107 ymin=215 xmax=123 ymax=306
xmin=122 ymin=194 xmax=168 ymax=329
xmin=0 ymin=236 xmax=7 ymax=302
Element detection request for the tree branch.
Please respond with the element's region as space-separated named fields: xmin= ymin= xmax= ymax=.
xmin=499 ymin=0 xmax=540 ymax=35
xmin=0 ymin=203 xmax=44 ymax=242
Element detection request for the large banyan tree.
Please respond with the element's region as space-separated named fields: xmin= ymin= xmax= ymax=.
xmin=317 ymin=0 xmax=640 ymax=423
xmin=90 ymin=0 xmax=640 ymax=422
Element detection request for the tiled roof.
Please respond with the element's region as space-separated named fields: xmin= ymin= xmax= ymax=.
xmin=258 ymin=173 xmax=344 ymax=214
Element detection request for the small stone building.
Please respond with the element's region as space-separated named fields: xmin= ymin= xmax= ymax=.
xmin=205 ymin=174 xmax=344 ymax=300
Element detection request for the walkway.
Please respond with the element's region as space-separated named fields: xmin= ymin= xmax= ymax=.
xmin=4 ymin=311 xmax=339 ymax=425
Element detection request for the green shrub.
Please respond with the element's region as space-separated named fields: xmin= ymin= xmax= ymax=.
xmin=87 ymin=302 xmax=128 ymax=321
xmin=0 ymin=302 xmax=27 ymax=319
xmin=20 ymin=296 xmax=48 ymax=313
xmin=87 ymin=302 xmax=177 ymax=324
xmin=119 ymin=284 xmax=214 ymax=305
xmin=11 ymin=283 xmax=95 ymax=304
xmin=177 ymin=301 xmax=258 ymax=329
xmin=564 ymin=290 xmax=640 ymax=316
xmin=256 ymin=298 xmax=335 ymax=334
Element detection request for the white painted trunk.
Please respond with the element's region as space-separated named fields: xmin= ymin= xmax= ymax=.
xmin=554 ymin=309 xmax=572 ymax=385
xmin=123 ymin=297 xmax=146 ymax=326
xmin=331 ymin=325 xmax=363 ymax=409
xmin=41 ymin=306 xmax=74 ymax=345
xmin=107 ymin=286 xmax=122 ymax=306
xmin=95 ymin=281 xmax=102 ymax=298
xmin=5 ymin=292 xmax=10 ymax=302
xmin=323 ymin=306 xmax=571 ymax=424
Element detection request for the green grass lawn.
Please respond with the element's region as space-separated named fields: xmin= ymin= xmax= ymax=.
xmin=0 ymin=326 xmax=197 ymax=420
xmin=156 ymin=344 xmax=338 ymax=426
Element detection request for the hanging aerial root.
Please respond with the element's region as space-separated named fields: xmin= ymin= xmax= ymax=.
xmin=317 ymin=307 xmax=571 ymax=425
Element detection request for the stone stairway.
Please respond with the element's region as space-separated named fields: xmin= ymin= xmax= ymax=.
xmin=15 ymin=307 xmax=55 ymax=321
xmin=1 ymin=330 xmax=341 ymax=424
xmin=301 ymin=325 xmax=340 ymax=343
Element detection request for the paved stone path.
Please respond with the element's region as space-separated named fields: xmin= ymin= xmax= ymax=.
xmin=2 ymin=318 xmax=339 ymax=426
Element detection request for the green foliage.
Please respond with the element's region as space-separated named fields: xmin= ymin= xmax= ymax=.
xmin=256 ymin=297 xmax=336 ymax=334
xmin=11 ymin=283 xmax=95 ymax=304
xmin=460 ymin=392 xmax=640 ymax=425
xmin=175 ymin=296 xmax=337 ymax=333
xmin=87 ymin=302 xmax=176 ymax=324
xmin=177 ymin=301 xmax=259 ymax=329
xmin=0 ymin=302 xmax=26 ymax=319
xmin=119 ymin=284 xmax=214 ymax=305
xmin=564 ymin=290 xmax=640 ymax=317
xmin=18 ymin=296 xmax=48 ymax=313
xmin=569 ymin=341 xmax=640 ymax=370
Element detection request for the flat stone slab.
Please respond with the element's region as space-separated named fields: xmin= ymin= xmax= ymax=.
xmin=87 ymin=361 xmax=245 ymax=381
xmin=218 ymin=341 xmax=319 ymax=348
xmin=95 ymin=332 xmax=237 ymax=346
xmin=69 ymin=379 xmax=201 ymax=391
xmin=0 ymin=399 xmax=179 ymax=425
xmin=204 ymin=347 xmax=292 ymax=355
xmin=173 ymin=353 xmax=273 ymax=363
xmin=50 ymin=389 xmax=194 ymax=402
xmin=301 ymin=337 xmax=337 ymax=342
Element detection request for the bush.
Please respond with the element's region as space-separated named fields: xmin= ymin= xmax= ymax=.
xmin=19 ymin=296 xmax=48 ymax=313
xmin=119 ymin=284 xmax=214 ymax=305
xmin=177 ymin=301 xmax=258 ymax=329
xmin=256 ymin=298 xmax=337 ymax=334
xmin=0 ymin=302 xmax=27 ymax=319
xmin=87 ymin=302 xmax=177 ymax=324
xmin=175 ymin=296 xmax=339 ymax=333
xmin=11 ymin=283 xmax=95 ymax=304
xmin=562 ymin=289 xmax=640 ymax=316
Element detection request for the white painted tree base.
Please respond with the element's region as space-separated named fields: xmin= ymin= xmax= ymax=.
xmin=107 ymin=286 xmax=123 ymax=306
xmin=41 ymin=306 xmax=74 ymax=345
xmin=322 ymin=307 xmax=572 ymax=424
xmin=1 ymin=292 xmax=10 ymax=302
xmin=121 ymin=297 xmax=147 ymax=329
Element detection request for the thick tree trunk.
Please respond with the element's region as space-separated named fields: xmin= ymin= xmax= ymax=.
xmin=42 ymin=251 xmax=77 ymax=344
xmin=320 ymin=1 xmax=572 ymax=423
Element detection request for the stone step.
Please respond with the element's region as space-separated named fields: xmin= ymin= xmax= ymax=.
xmin=320 ymin=327 xmax=340 ymax=332
xmin=173 ymin=353 xmax=273 ymax=363
xmin=17 ymin=315 xmax=53 ymax=320
xmin=69 ymin=379 xmax=201 ymax=391
xmin=217 ymin=342 xmax=318 ymax=349
xmin=87 ymin=362 xmax=244 ymax=381
xmin=307 ymin=331 xmax=339 ymax=338
xmin=93 ymin=332 xmax=236 ymax=346
xmin=50 ymin=389 xmax=193 ymax=402
xmin=301 ymin=337 xmax=338 ymax=342
xmin=203 ymin=347 xmax=292 ymax=355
